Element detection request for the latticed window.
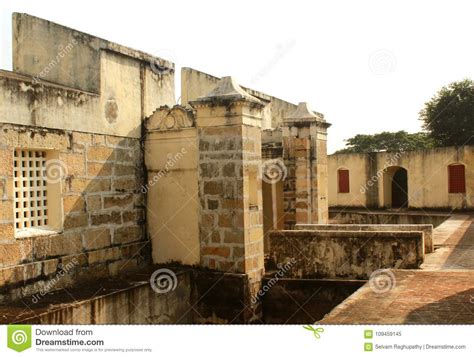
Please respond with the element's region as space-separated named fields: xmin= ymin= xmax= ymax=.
xmin=448 ymin=164 xmax=466 ymax=193
xmin=338 ymin=169 xmax=350 ymax=193
xmin=13 ymin=149 xmax=48 ymax=230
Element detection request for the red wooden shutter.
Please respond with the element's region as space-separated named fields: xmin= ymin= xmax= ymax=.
xmin=448 ymin=164 xmax=466 ymax=193
xmin=338 ymin=169 xmax=350 ymax=193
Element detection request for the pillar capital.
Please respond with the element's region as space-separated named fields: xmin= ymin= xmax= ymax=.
xmin=190 ymin=76 xmax=265 ymax=128
xmin=282 ymin=102 xmax=331 ymax=132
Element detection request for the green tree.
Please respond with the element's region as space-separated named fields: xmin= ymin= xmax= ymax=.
xmin=420 ymin=79 xmax=474 ymax=146
xmin=336 ymin=131 xmax=434 ymax=153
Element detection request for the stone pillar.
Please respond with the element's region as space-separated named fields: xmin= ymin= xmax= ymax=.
xmin=282 ymin=102 xmax=331 ymax=228
xmin=190 ymin=77 xmax=265 ymax=322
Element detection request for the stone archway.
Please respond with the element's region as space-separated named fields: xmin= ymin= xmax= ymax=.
xmin=383 ymin=166 xmax=408 ymax=208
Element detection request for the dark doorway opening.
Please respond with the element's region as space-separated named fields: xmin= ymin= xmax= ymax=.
xmin=391 ymin=168 xmax=408 ymax=208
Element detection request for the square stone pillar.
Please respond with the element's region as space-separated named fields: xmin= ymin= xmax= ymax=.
xmin=282 ymin=102 xmax=331 ymax=228
xmin=190 ymin=77 xmax=265 ymax=322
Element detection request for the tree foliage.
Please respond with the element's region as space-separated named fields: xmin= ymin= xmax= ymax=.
xmin=419 ymin=79 xmax=474 ymax=146
xmin=336 ymin=131 xmax=434 ymax=153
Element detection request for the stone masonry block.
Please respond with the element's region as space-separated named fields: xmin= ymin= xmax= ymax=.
xmin=91 ymin=211 xmax=122 ymax=226
xmin=83 ymin=228 xmax=112 ymax=250
xmin=61 ymin=152 xmax=86 ymax=176
xmin=87 ymin=162 xmax=113 ymax=177
xmin=87 ymin=146 xmax=115 ymax=162
xmin=113 ymin=225 xmax=142 ymax=245
xmin=103 ymin=194 xmax=134 ymax=210
xmin=63 ymin=195 xmax=85 ymax=214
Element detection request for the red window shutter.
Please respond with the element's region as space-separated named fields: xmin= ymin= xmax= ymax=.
xmin=338 ymin=169 xmax=350 ymax=193
xmin=448 ymin=164 xmax=466 ymax=193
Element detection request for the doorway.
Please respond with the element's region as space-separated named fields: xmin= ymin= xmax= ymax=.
xmin=391 ymin=167 xmax=408 ymax=208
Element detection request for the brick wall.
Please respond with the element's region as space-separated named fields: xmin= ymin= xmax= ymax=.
xmin=0 ymin=124 xmax=147 ymax=302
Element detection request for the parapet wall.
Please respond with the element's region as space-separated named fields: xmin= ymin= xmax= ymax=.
xmin=6 ymin=13 xmax=175 ymax=138
xmin=181 ymin=67 xmax=299 ymax=129
xmin=329 ymin=209 xmax=449 ymax=227
xmin=296 ymin=223 xmax=434 ymax=253
xmin=268 ymin=230 xmax=424 ymax=279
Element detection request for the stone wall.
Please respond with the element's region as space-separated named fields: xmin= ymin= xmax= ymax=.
xmin=0 ymin=12 xmax=177 ymax=303
xmin=1 ymin=267 xmax=256 ymax=324
xmin=262 ymin=278 xmax=364 ymax=324
xmin=2 ymin=268 xmax=193 ymax=324
xmin=328 ymin=146 xmax=474 ymax=210
xmin=268 ymin=230 xmax=424 ymax=279
xmin=181 ymin=67 xmax=300 ymax=129
xmin=329 ymin=209 xmax=449 ymax=228
xmin=296 ymin=223 xmax=434 ymax=253
xmin=0 ymin=124 xmax=147 ymax=301
xmin=196 ymin=123 xmax=264 ymax=276
xmin=5 ymin=13 xmax=175 ymax=138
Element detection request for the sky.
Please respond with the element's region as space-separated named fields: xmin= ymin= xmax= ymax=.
xmin=1 ymin=0 xmax=474 ymax=153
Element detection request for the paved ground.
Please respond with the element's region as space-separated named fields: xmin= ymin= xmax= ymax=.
xmin=423 ymin=214 xmax=474 ymax=270
xmin=320 ymin=214 xmax=474 ymax=324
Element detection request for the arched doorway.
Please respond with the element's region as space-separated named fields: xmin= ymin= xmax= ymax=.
xmin=383 ymin=166 xmax=408 ymax=208
xmin=391 ymin=168 xmax=408 ymax=208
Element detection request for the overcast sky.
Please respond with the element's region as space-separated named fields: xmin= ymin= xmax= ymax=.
xmin=1 ymin=0 xmax=473 ymax=153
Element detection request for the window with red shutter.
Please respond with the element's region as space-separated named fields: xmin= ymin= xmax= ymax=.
xmin=448 ymin=164 xmax=466 ymax=193
xmin=338 ymin=169 xmax=350 ymax=193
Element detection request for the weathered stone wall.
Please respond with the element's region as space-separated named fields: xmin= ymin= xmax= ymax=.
xmin=328 ymin=146 xmax=474 ymax=210
xmin=192 ymin=270 xmax=256 ymax=324
xmin=197 ymin=124 xmax=264 ymax=275
xmin=2 ymin=268 xmax=193 ymax=324
xmin=6 ymin=13 xmax=175 ymax=138
xmin=1 ymin=267 xmax=255 ymax=324
xmin=262 ymin=278 xmax=364 ymax=324
xmin=296 ymin=223 xmax=434 ymax=253
xmin=0 ymin=124 xmax=147 ymax=302
xmin=268 ymin=230 xmax=424 ymax=279
xmin=181 ymin=67 xmax=300 ymax=129
xmin=329 ymin=209 xmax=449 ymax=227
xmin=0 ymin=12 xmax=178 ymax=303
